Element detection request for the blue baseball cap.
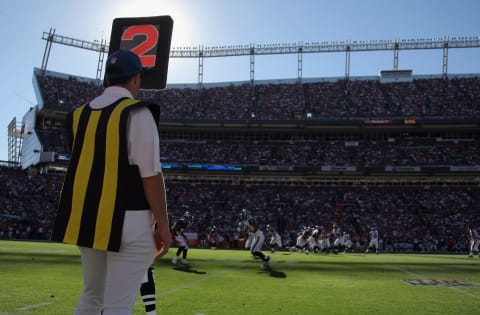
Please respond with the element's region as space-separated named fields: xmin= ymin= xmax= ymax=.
xmin=105 ymin=49 xmax=143 ymax=80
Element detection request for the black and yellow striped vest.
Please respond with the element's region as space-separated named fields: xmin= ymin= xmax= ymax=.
xmin=51 ymin=98 xmax=159 ymax=252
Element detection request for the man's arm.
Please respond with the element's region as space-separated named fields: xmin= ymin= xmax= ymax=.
xmin=142 ymin=173 xmax=171 ymax=258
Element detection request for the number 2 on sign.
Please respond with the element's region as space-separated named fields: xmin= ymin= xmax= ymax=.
xmin=121 ymin=25 xmax=159 ymax=67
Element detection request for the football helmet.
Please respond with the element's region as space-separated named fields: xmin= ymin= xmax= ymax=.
xmin=183 ymin=211 xmax=194 ymax=224
xmin=239 ymin=208 xmax=250 ymax=220
xmin=247 ymin=216 xmax=257 ymax=226
xmin=237 ymin=221 xmax=247 ymax=232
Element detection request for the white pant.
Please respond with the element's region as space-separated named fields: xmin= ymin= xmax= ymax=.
xmin=270 ymin=234 xmax=282 ymax=247
xmin=175 ymin=234 xmax=189 ymax=248
xmin=368 ymin=239 xmax=379 ymax=250
xmin=75 ymin=210 xmax=156 ymax=315
xmin=250 ymin=230 xmax=265 ymax=253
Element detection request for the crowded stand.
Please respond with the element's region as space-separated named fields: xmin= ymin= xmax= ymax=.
xmin=34 ymin=71 xmax=480 ymax=119
xmin=159 ymin=137 xmax=480 ymax=169
xmin=1 ymin=166 xmax=479 ymax=254
xmin=35 ymin=73 xmax=103 ymax=111
xmin=2 ymin=71 xmax=479 ymax=255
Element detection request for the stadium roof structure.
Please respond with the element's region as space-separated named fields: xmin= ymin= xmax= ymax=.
xmin=41 ymin=29 xmax=480 ymax=84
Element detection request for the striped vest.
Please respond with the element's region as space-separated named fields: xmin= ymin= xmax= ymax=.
xmin=51 ymin=98 xmax=159 ymax=252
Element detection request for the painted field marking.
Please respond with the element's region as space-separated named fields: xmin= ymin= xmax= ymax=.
xmin=389 ymin=264 xmax=480 ymax=300
xmin=157 ymin=266 xmax=242 ymax=298
xmin=16 ymin=301 xmax=52 ymax=311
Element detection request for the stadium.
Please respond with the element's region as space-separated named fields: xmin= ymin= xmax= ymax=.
xmin=1 ymin=24 xmax=480 ymax=315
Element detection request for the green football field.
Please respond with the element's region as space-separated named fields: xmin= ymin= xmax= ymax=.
xmin=1 ymin=240 xmax=480 ymax=315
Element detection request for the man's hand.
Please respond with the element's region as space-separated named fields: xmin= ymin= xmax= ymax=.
xmin=154 ymin=226 xmax=171 ymax=258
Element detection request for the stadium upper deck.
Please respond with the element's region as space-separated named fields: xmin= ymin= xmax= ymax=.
xmin=33 ymin=68 xmax=480 ymax=121
xmin=16 ymin=68 xmax=480 ymax=175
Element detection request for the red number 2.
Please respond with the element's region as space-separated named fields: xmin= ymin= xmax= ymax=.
xmin=121 ymin=25 xmax=159 ymax=67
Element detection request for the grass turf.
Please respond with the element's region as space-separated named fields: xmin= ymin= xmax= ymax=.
xmin=1 ymin=240 xmax=480 ymax=314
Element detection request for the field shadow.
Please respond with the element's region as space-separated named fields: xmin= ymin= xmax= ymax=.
xmin=172 ymin=265 xmax=207 ymax=275
xmin=258 ymin=265 xmax=287 ymax=279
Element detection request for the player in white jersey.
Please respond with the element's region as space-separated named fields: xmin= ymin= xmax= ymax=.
xmin=342 ymin=231 xmax=352 ymax=253
xmin=332 ymin=224 xmax=344 ymax=253
xmin=266 ymin=225 xmax=282 ymax=253
xmin=365 ymin=227 xmax=379 ymax=254
xmin=246 ymin=216 xmax=271 ymax=267
xmin=468 ymin=226 xmax=480 ymax=257
xmin=308 ymin=227 xmax=321 ymax=253
xmin=293 ymin=227 xmax=311 ymax=253
xmin=316 ymin=227 xmax=330 ymax=253
xmin=237 ymin=209 xmax=254 ymax=250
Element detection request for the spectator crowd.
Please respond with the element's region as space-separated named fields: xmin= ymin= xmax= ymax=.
xmin=3 ymin=72 xmax=477 ymax=254
xmin=1 ymin=165 xmax=478 ymax=254
xmin=36 ymin=73 xmax=480 ymax=120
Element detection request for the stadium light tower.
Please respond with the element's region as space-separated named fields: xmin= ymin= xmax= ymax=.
xmin=42 ymin=30 xmax=480 ymax=85
xmin=7 ymin=117 xmax=22 ymax=164
xmin=41 ymin=29 xmax=108 ymax=83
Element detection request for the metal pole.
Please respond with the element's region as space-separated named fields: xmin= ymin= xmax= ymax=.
xmin=442 ymin=39 xmax=449 ymax=79
xmin=298 ymin=44 xmax=303 ymax=82
xmin=41 ymin=28 xmax=55 ymax=75
xmin=198 ymin=45 xmax=204 ymax=87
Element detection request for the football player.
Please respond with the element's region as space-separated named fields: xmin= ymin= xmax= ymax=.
xmin=294 ymin=226 xmax=311 ymax=253
xmin=171 ymin=211 xmax=193 ymax=265
xmin=342 ymin=231 xmax=353 ymax=253
xmin=365 ymin=227 xmax=379 ymax=254
xmin=246 ymin=216 xmax=271 ymax=267
xmin=332 ymin=224 xmax=344 ymax=254
xmin=318 ymin=227 xmax=330 ymax=253
xmin=207 ymin=225 xmax=218 ymax=249
xmin=266 ymin=224 xmax=282 ymax=253
xmin=237 ymin=209 xmax=254 ymax=250
xmin=308 ymin=226 xmax=321 ymax=253
xmin=468 ymin=226 xmax=480 ymax=257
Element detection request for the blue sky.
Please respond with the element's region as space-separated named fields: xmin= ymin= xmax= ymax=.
xmin=0 ymin=0 xmax=479 ymax=161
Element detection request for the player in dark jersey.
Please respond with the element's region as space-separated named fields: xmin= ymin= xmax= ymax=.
xmin=171 ymin=211 xmax=193 ymax=265
xmin=207 ymin=225 xmax=218 ymax=249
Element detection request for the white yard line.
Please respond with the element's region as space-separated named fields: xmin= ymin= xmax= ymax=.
xmin=16 ymin=302 xmax=52 ymax=311
xmin=132 ymin=260 xmax=252 ymax=310
xmin=0 ymin=301 xmax=53 ymax=314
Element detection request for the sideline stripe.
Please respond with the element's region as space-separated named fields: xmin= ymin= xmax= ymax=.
xmin=389 ymin=264 xmax=480 ymax=300
xmin=16 ymin=302 xmax=52 ymax=311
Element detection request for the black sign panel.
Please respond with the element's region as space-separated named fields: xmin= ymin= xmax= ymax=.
xmin=108 ymin=16 xmax=173 ymax=90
